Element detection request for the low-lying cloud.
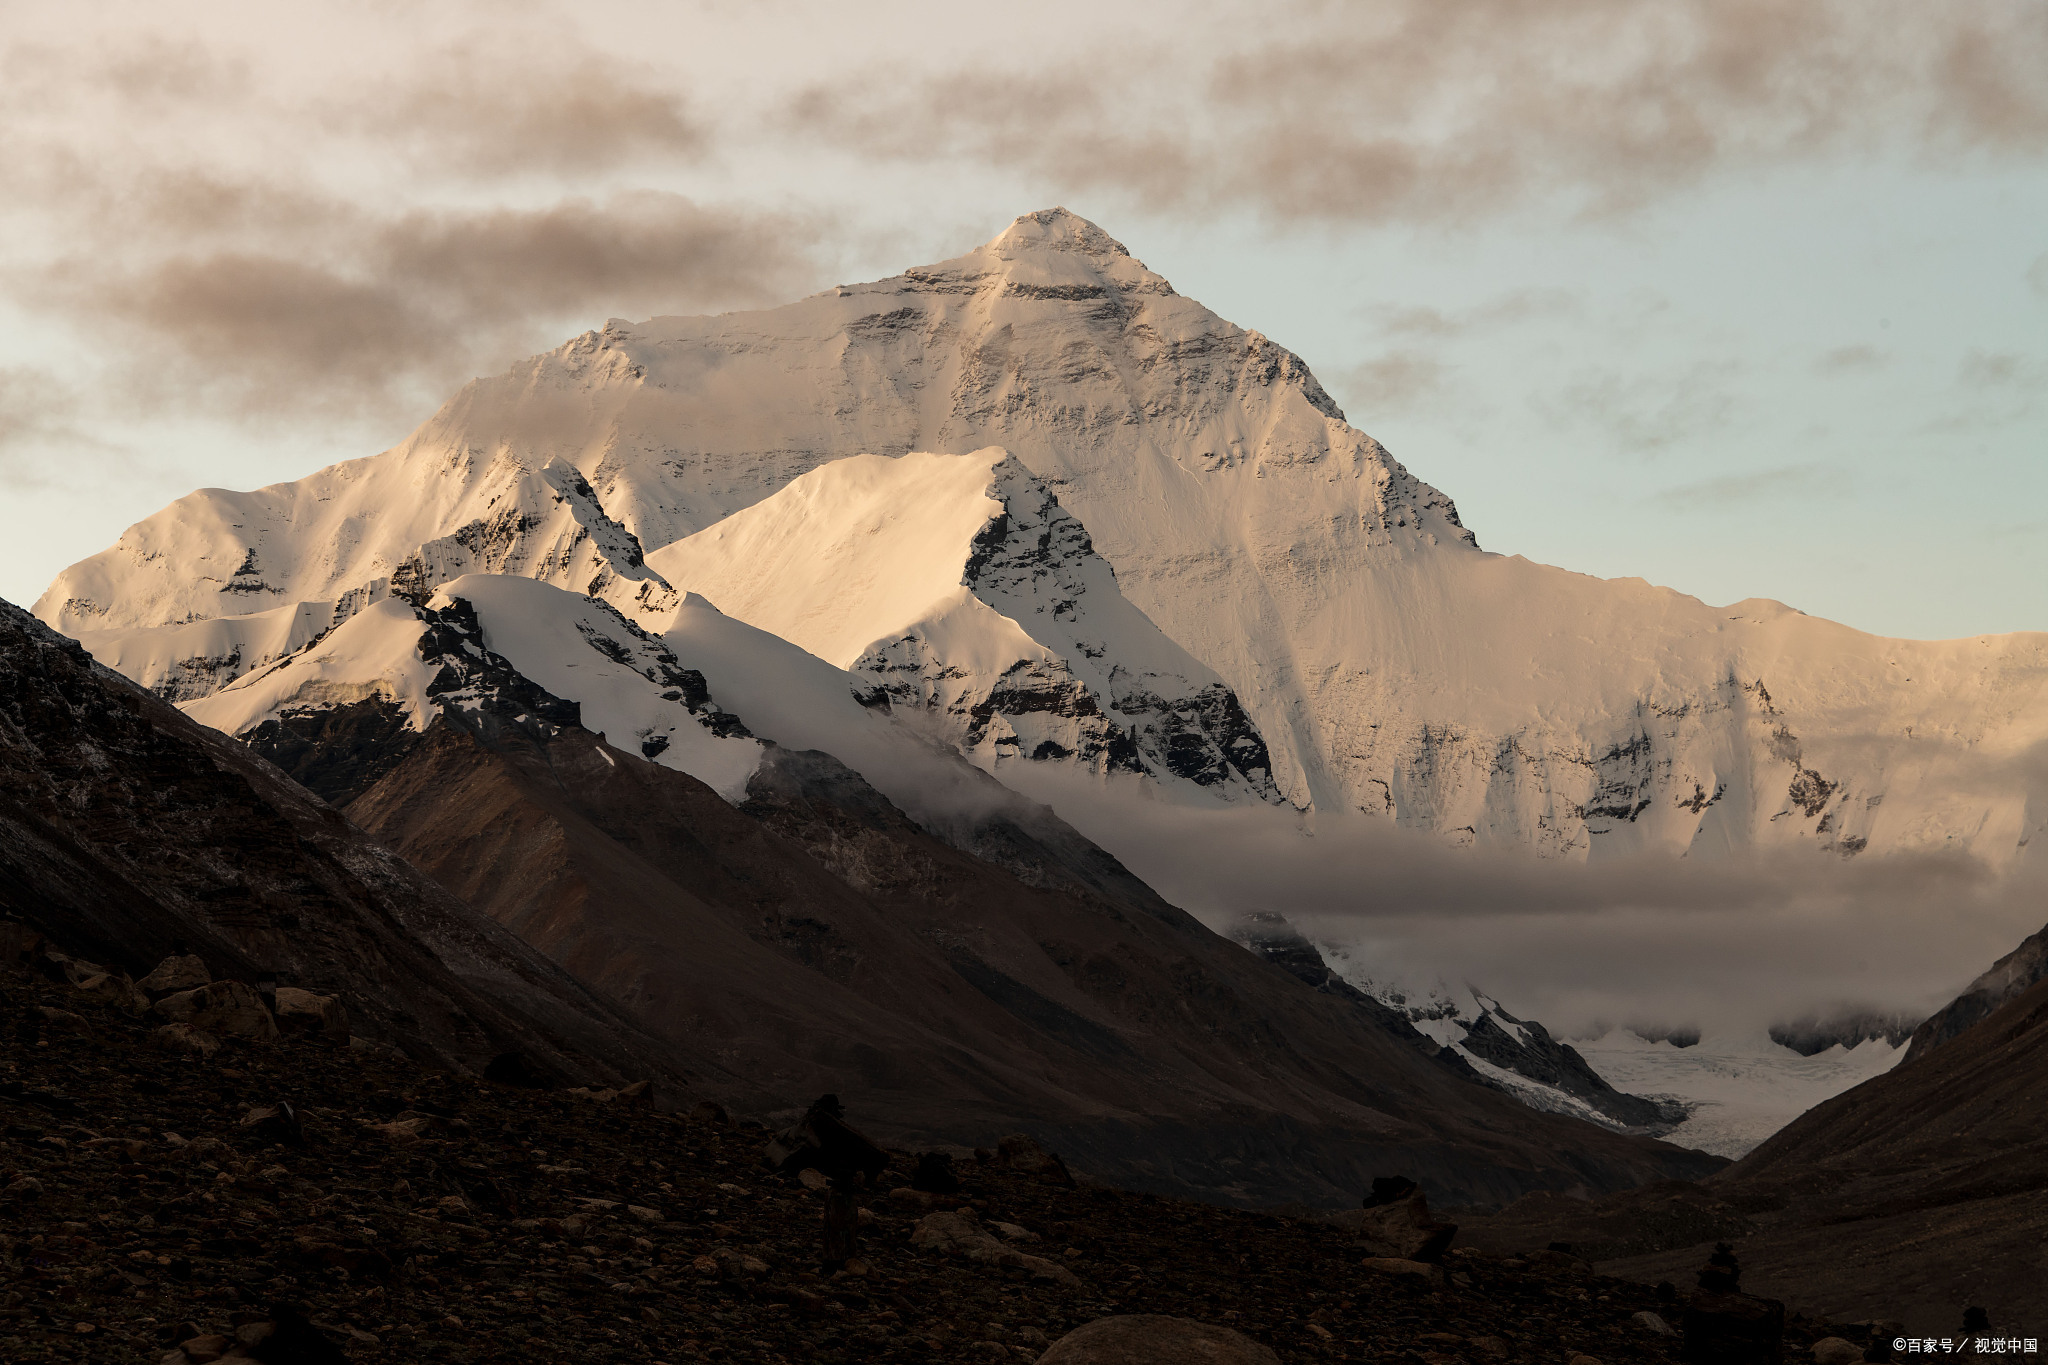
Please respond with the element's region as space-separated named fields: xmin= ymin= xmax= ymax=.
xmin=1005 ymin=770 xmax=2045 ymax=1041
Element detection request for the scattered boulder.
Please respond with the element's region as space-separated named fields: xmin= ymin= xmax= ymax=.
xmin=138 ymin=955 xmax=211 ymax=997
xmin=995 ymin=1133 xmax=1074 ymax=1184
xmin=0 ymin=922 xmax=42 ymax=965
xmin=239 ymin=1103 xmax=303 ymax=1147
xmin=910 ymin=1210 xmax=1084 ymax=1287
xmin=1636 ymin=1311 xmax=1679 ymax=1337
xmin=35 ymin=1006 xmax=93 ymax=1037
xmin=158 ymin=1301 xmax=352 ymax=1364
xmin=271 ymin=988 xmax=349 ymax=1042
xmin=74 ymin=973 xmax=150 ymax=1012
xmin=1813 ymin=1339 xmax=1864 ymax=1365
xmin=152 ymin=1023 xmax=222 ymax=1058
xmin=689 ymin=1100 xmax=732 ymax=1126
xmin=155 ymin=981 xmax=278 ymax=1041
xmin=1038 ymin=1314 xmax=1280 ymax=1364
xmin=1354 ymin=1175 xmax=1457 ymax=1263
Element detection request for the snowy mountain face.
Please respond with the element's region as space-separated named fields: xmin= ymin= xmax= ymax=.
xmin=34 ymin=206 xmax=2048 ymax=862
xmin=1247 ymin=916 xmax=1687 ymax=1134
xmin=185 ymin=579 xmax=760 ymax=803
xmin=642 ymin=448 xmax=1281 ymax=802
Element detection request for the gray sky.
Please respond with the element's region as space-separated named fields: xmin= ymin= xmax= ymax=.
xmin=3 ymin=0 xmax=2044 ymax=639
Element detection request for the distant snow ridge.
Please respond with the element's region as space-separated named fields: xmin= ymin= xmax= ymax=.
xmin=1231 ymin=912 xmax=1686 ymax=1134
xmin=644 ymin=449 xmax=1283 ymax=804
xmin=49 ymin=446 xmax=673 ymax=672
xmin=185 ymin=577 xmax=761 ymax=802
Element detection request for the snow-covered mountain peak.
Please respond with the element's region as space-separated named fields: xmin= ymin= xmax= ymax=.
xmin=643 ymin=447 xmax=1284 ymax=804
xmin=35 ymin=209 xmax=2048 ymax=863
xmin=183 ymin=574 xmax=761 ymax=801
xmin=985 ymin=206 xmax=1134 ymax=261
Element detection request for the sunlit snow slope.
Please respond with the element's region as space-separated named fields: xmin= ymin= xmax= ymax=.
xmin=187 ymin=578 xmax=761 ymax=801
xmin=38 ymin=208 xmax=2048 ymax=862
xmin=645 ymin=448 xmax=1280 ymax=802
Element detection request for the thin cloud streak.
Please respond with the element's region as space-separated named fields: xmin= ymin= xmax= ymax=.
xmin=1652 ymin=464 xmax=1846 ymax=512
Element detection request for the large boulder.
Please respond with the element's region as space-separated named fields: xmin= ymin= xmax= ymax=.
xmin=137 ymin=954 xmax=210 ymax=996
xmin=1355 ymin=1176 xmax=1457 ymax=1263
xmin=910 ymin=1210 xmax=1083 ymax=1287
xmin=1038 ymin=1315 xmax=1280 ymax=1364
xmin=72 ymin=972 xmax=149 ymax=1012
xmin=996 ymin=1133 xmax=1075 ymax=1184
xmin=154 ymin=980 xmax=278 ymax=1041
xmin=272 ymin=987 xmax=350 ymax=1041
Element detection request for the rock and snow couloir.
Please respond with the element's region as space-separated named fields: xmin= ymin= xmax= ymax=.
xmin=33 ymin=206 xmax=2048 ymax=863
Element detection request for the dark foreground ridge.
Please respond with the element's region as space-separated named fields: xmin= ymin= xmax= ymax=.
xmin=0 ymin=949 xmax=1822 ymax=1365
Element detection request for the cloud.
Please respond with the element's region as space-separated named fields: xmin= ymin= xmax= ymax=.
xmin=789 ymin=0 xmax=2048 ymax=224
xmin=26 ymin=188 xmax=819 ymax=425
xmin=1539 ymin=361 xmax=1744 ymax=455
xmin=0 ymin=368 xmax=129 ymax=491
xmin=1651 ymin=464 xmax=1846 ymax=511
xmin=0 ymin=24 xmax=818 ymax=428
xmin=1019 ymin=777 xmax=2047 ymax=1037
xmin=0 ymin=23 xmax=805 ymax=430
xmin=1957 ymin=348 xmax=2048 ymax=390
xmin=1333 ymin=351 xmax=1449 ymax=415
xmin=1373 ymin=289 xmax=1583 ymax=339
xmin=1814 ymin=344 xmax=1887 ymax=374
xmin=342 ymin=37 xmax=708 ymax=177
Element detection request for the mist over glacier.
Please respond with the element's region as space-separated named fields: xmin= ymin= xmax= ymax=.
xmin=990 ymin=761 xmax=2047 ymax=1040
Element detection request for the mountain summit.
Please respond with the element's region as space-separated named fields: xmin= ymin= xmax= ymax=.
xmin=36 ymin=209 xmax=2048 ymax=862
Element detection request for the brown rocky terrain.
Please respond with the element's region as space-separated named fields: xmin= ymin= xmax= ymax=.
xmin=0 ymin=601 xmax=686 ymax=1091
xmin=0 ymin=949 xmax=1836 ymax=1365
xmin=338 ymin=714 xmax=1723 ymax=1209
xmin=1458 ymin=925 xmax=2048 ymax=1335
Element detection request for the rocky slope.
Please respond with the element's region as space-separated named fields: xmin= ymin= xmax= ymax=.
xmin=335 ymin=702 xmax=1725 ymax=1208
xmin=1900 ymin=918 xmax=2048 ymax=1061
xmin=0 ymin=953 xmax=1770 ymax=1365
xmin=0 ymin=597 xmax=688 ymax=1089
xmin=37 ymin=208 xmax=2048 ymax=863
